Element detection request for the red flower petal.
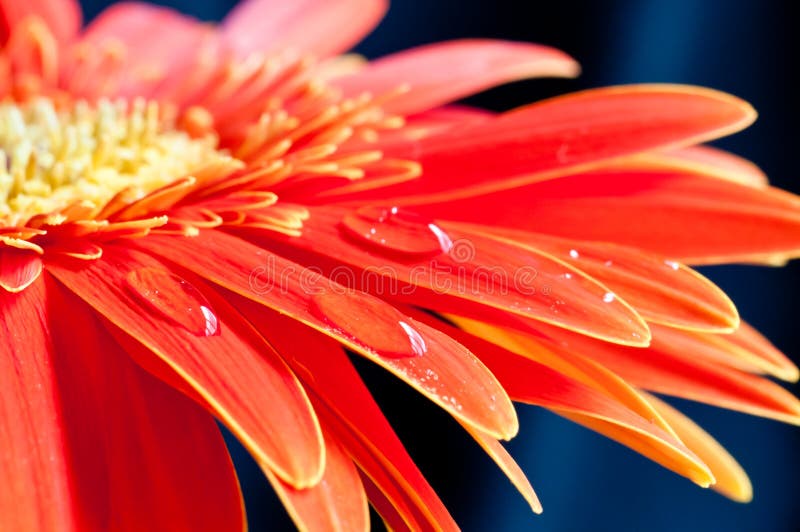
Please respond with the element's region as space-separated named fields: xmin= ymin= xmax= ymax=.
xmin=244 ymin=306 xmax=457 ymax=530
xmin=0 ymin=278 xmax=80 ymax=530
xmin=265 ymin=427 xmax=368 ymax=532
xmin=330 ymin=85 xmax=756 ymax=204
xmin=0 ymin=247 xmax=42 ymax=293
xmin=333 ymin=39 xmax=579 ymax=116
xmin=139 ymin=231 xmax=518 ymax=440
xmin=637 ymin=145 xmax=769 ymax=188
xmin=0 ymin=0 xmax=80 ymax=44
xmin=261 ymin=206 xmax=651 ymax=346
xmin=422 ymin=167 xmax=800 ymax=264
xmin=47 ymin=281 xmax=245 ymax=530
xmin=77 ymin=2 xmax=209 ymax=98
xmin=221 ymin=0 xmax=387 ymax=58
xmin=467 ymin=227 xmax=739 ymax=332
xmin=47 ymin=247 xmax=325 ymax=489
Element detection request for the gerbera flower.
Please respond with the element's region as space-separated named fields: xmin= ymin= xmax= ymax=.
xmin=1 ymin=0 xmax=799 ymax=529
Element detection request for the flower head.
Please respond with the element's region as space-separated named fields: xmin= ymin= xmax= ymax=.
xmin=1 ymin=0 xmax=799 ymax=530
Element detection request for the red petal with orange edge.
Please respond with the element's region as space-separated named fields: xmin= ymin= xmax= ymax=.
xmin=220 ymin=0 xmax=387 ymax=58
xmin=234 ymin=302 xmax=457 ymax=530
xmin=533 ymin=320 xmax=800 ymax=425
xmin=0 ymin=248 xmax=42 ymax=293
xmin=329 ymin=85 xmax=755 ymax=204
xmin=265 ymin=427 xmax=368 ymax=532
xmin=255 ymin=205 xmax=650 ymax=346
xmin=47 ymin=247 xmax=324 ymax=489
xmin=47 ymin=280 xmax=244 ymax=530
xmin=0 ymin=278 xmax=81 ymax=531
xmin=0 ymin=0 xmax=80 ymax=43
xmin=421 ymin=169 xmax=800 ymax=264
xmin=138 ymin=231 xmax=518 ymax=440
xmin=333 ymin=39 xmax=579 ymax=115
xmin=465 ymin=226 xmax=739 ymax=332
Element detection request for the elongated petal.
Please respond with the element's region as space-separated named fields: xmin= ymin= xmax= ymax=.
xmin=264 ymin=428 xmax=368 ymax=532
xmin=0 ymin=279 xmax=80 ymax=531
xmin=242 ymin=305 xmax=457 ymax=530
xmin=634 ymin=145 xmax=769 ymax=187
xmin=643 ymin=393 xmax=753 ymax=502
xmin=0 ymin=248 xmax=42 ymax=293
xmin=257 ymin=205 xmax=651 ymax=346
xmin=427 ymin=313 xmax=714 ymax=486
xmin=330 ymin=85 xmax=756 ymax=204
xmin=333 ymin=39 xmax=579 ymax=115
xmin=462 ymin=425 xmax=542 ymax=514
xmin=725 ymin=322 xmax=799 ymax=382
xmin=47 ymin=247 xmax=324 ymax=488
xmin=138 ymin=231 xmax=518 ymax=440
xmin=221 ymin=0 xmax=387 ymax=58
xmin=532 ymin=320 xmax=800 ymax=425
xmin=421 ymin=167 xmax=800 ymax=264
xmin=463 ymin=226 xmax=739 ymax=332
xmin=0 ymin=0 xmax=80 ymax=43
xmin=47 ymin=280 xmax=244 ymax=531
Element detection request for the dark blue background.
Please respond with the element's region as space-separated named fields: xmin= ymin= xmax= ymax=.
xmin=78 ymin=1 xmax=800 ymax=530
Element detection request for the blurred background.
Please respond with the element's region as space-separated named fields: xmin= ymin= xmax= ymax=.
xmin=79 ymin=1 xmax=800 ymax=530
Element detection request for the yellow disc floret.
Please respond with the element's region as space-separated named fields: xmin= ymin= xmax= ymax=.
xmin=0 ymin=98 xmax=225 ymax=223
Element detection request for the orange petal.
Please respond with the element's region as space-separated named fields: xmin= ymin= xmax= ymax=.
xmin=0 ymin=278 xmax=81 ymax=530
xmin=334 ymin=39 xmax=579 ymax=115
xmin=530 ymin=320 xmax=800 ymax=425
xmin=47 ymin=247 xmax=325 ymax=489
xmin=221 ymin=0 xmax=387 ymax=58
xmin=422 ymin=168 xmax=800 ymax=265
xmin=644 ymin=393 xmax=753 ymax=502
xmin=447 ymin=319 xmax=713 ymax=486
xmin=335 ymin=85 xmax=756 ymax=204
xmin=464 ymin=226 xmax=739 ymax=332
xmin=632 ymin=145 xmax=769 ymax=187
xmin=47 ymin=280 xmax=245 ymax=530
xmin=264 ymin=427 xmax=369 ymax=532
xmin=260 ymin=205 xmax=651 ymax=346
xmin=462 ymin=425 xmax=542 ymax=514
xmin=139 ymin=231 xmax=518 ymax=440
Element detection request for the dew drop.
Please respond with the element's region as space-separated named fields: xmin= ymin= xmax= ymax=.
xmin=664 ymin=260 xmax=680 ymax=270
xmin=340 ymin=205 xmax=453 ymax=256
xmin=126 ymin=267 xmax=220 ymax=337
xmin=569 ymin=249 xmax=580 ymax=259
xmin=310 ymin=290 xmax=427 ymax=358
xmin=603 ymin=292 xmax=616 ymax=303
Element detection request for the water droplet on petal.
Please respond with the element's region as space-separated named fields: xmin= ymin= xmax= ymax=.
xmin=126 ymin=267 xmax=220 ymax=337
xmin=603 ymin=292 xmax=616 ymax=303
xmin=341 ymin=205 xmax=453 ymax=256
xmin=664 ymin=260 xmax=680 ymax=270
xmin=569 ymin=249 xmax=580 ymax=259
xmin=310 ymin=290 xmax=426 ymax=358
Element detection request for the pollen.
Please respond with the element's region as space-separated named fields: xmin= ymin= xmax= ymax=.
xmin=0 ymin=98 xmax=226 ymax=223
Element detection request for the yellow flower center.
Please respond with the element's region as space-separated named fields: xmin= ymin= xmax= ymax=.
xmin=0 ymin=98 xmax=225 ymax=224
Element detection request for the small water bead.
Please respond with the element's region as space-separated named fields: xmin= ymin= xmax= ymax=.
xmin=125 ymin=267 xmax=220 ymax=337
xmin=602 ymin=292 xmax=616 ymax=303
xmin=340 ymin=205 xmax=453 ymax=256
xmin=310 ymin=290 xmax=427 ymax=359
